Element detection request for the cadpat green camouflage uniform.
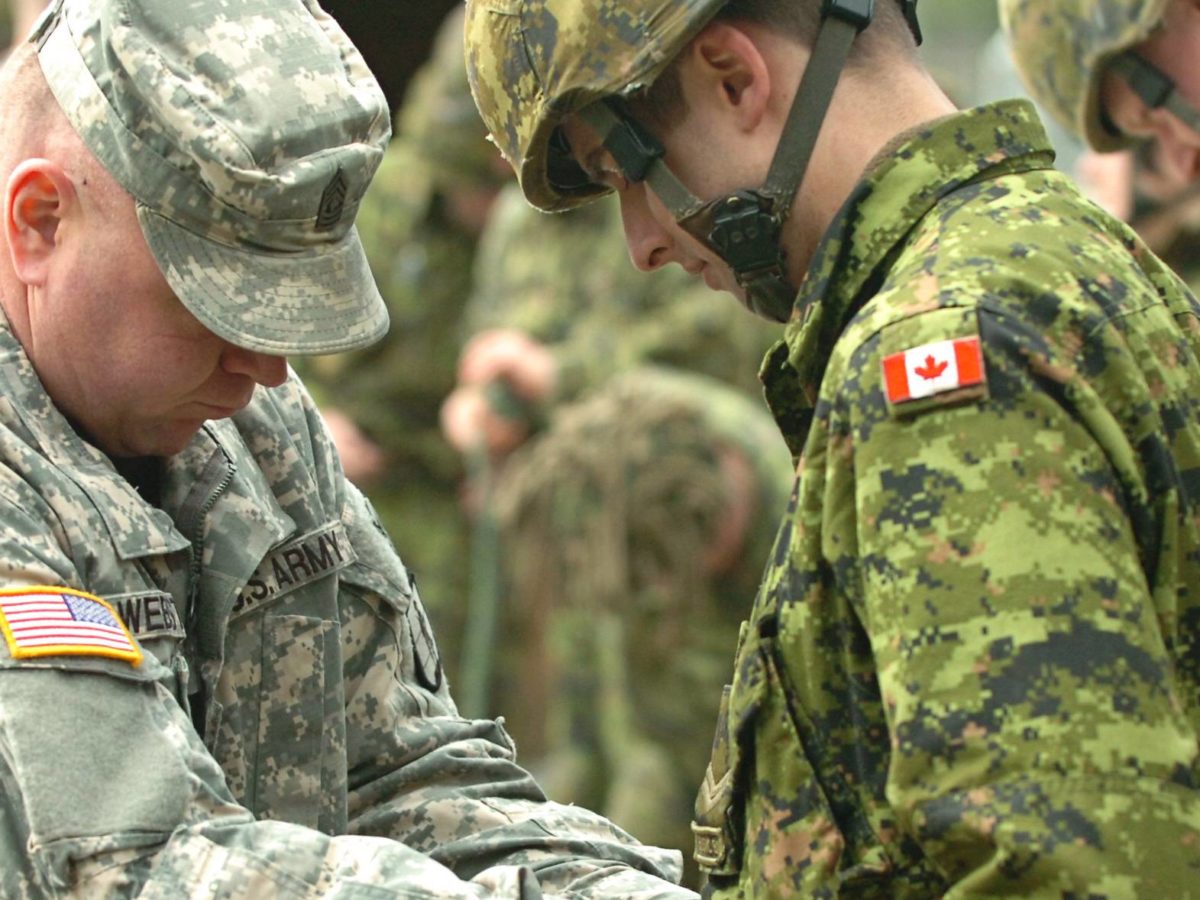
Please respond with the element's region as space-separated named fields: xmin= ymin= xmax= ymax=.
xmin=0 ymin=320 xmax=691 ymax=897
xmin=692 ymin=99 xmax=1200 ymax=896
xmin=494 ymin=367 xmax=791 ymax=887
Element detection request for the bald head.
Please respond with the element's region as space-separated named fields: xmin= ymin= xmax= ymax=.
xmin=0 ymin=44 xmax=128 ymax=215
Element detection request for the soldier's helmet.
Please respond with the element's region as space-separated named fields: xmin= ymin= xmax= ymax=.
xmin=1000 ymin=0 xmax=1170 ymax=152
xmin=464 ymin=0 xmax=725 ymax=212
xmin=401 ymin=6 xmax=506 ymax=191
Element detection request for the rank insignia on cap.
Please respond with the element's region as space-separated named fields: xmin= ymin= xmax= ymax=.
xmin=882 ymin=336 xmax=985 ymax=406
xmin=0 ymin=587 xmax=142 ymax=666
xmin=315 ymin=166 xmax=348 ymax=232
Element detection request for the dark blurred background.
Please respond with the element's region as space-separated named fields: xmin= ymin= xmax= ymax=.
xmin=319 ymin=0 xmax=461 ymax=112
xmin=0 ymin=0 xmax=463 ymax=113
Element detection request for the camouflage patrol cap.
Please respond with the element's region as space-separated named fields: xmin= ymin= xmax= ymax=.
xmin=400 ymin=6 xmax=506 ymax=191
xmin=464 ymin=0 xmax=724 ymax=212
xmin=32 ymin=0 xmax=392 ymax=356
xmin=1001 ymin=0 xmax=1170 ymax=152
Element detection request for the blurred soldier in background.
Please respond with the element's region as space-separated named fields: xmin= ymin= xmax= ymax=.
xmin=297 ymin=6 xmax=509 ymax=684
xmin=1002 ymin=0 xmax=1200 ymax=288
xmin=442 ymin=187 xmax=791 ymax=886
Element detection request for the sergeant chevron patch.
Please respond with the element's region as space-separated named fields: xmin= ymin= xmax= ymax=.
xmin=882 ymin=336 xmax=985 ymax=405
xmin=0 ymin=587 xmax=142 ymax=665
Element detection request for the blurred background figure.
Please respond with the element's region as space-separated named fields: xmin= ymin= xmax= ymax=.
xmin=1000 ymin=0 xmax=1200 ymax=291
xmin=0 ymin=0 xmax=46 ymax=60
xmin=295 ymin=6 xmax=510 ymax=685
xmin=441 ymin=186 xmax=793 ymax=887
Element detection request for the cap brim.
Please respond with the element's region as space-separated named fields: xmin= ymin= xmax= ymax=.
xmin=137 ymin=206 xmax=389 ymax=356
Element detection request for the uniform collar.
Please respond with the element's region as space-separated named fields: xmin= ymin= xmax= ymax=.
xmin=781 ymin=99 xmax=1055 ymax=399
xmin=0 ymin=315 xmax=295 ymax=564
xmin=0 ymin=316 xmax=189 ymax=559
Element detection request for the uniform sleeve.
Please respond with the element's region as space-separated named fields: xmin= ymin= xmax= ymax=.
xmin=0 ymin=467 xmax=691 ymax=896
xmin=334 ymin=480 xmax=691 ymax=898
xmin=843 ymin=303 xmax=1200 ymax=893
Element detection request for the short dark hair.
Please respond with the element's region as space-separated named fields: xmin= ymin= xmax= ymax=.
xmin=634 ymin=0 xmax=918 ymax=127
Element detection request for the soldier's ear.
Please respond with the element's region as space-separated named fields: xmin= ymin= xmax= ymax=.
xmin=4 ymin=159 xmax=76 ymax=287
xmin=685 ymin=22 xmax=773 ymax=134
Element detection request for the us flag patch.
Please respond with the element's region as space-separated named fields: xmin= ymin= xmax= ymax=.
xmin=882 ymin=336 xmax=985 ymax=406
xmin=0 ymin=587 xmax=142 ymax=666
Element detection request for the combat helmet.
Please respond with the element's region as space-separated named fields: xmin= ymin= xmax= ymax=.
xmin=1001 ymin=0 xmax=1200 ymax=152
xmin=465 ymin=0 xmax=922 ymax=323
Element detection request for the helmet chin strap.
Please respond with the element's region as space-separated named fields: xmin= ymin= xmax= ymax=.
xmin=1107 ymin=52 xmax=1200 ymax=137
xmin=581 ymin=0 xmax=890 ymax=322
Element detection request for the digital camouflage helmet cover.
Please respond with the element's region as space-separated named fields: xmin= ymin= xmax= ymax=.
xmin=1001 ymin=0 xmax=1200 ymax=152
xmin=464 ymin=0 xmax=921 ymax=323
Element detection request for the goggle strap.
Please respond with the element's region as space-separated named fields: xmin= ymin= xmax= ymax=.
xmin=1111 ymin=52 xmax=1200 ymax=135
xmin=578 ymin=101 xmax=707 ymax=219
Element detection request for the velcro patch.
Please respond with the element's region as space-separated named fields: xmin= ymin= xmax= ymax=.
xmin=0 ymin=587 xmax=142 ymax=666
xmin=882 ymin=336 xmax=985 ymax=406
xmin=232 ymin=521 xmax=357 ymax=619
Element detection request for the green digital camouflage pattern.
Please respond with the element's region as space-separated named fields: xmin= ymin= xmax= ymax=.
xmin=493 ymin=367 xmax=792 ymax=889
xmin=399 ymin=5 xmax=503 ymax=192
xmin=467 ymin=186 xmax=777 ymax=401
xmin=463 ymin=0 xmax=724 ymax=212
xmin=0 ymin=314 xmax=695 ymax=897
xmin=34 ymin=0 xmax=392 ymax=356
xmin=1000 ymin=0 xmax=1170 ymax=152
xmin=691 ymin=99 xmax=1200 ymax=897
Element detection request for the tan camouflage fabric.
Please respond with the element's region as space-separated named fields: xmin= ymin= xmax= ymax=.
xmin=1000 ymin=0 xmax=1170 ymax=152
xmin=0 ymin=313 xmax=695 ymax=896
xmin=463 ymin=0 xmax=724 ymax=212
xmin=293 ymin=3 xmax=512 ymax=689
xmin=34 ymin=0 xmax=391 ymax=355
xmin=690 ymin=99 xmax=1200 ymax=896
xmin=293 ymin=138 xmax=479 ymax=688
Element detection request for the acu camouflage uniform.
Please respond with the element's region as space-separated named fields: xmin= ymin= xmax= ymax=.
xmin=298 ymin=6 xmax=509 ymax=686
xmin=0 ymin=0 xmax=690 ymax=896
xmin=0 ymin=337 xmax=688 ymax=897
xmin=463 ymin=187 xmax=789 ymax=884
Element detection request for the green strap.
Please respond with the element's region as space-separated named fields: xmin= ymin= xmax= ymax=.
xmin=761 ymin=13 xmax=860 ymax=214
xmin=1110 ymin=52 xmax=1200 ymax=136
xmin=578 ymin=102 xmax=706 ymax=221
xmin=458 ymin=440 xmax=502 ymax=719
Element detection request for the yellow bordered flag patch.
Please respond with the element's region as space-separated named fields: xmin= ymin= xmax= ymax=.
xmin=0 ymin=587 xmax=143 ymax=666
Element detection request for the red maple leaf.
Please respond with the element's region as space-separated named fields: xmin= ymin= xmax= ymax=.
xmin=914 ymin=355 xmax=948 ymax=380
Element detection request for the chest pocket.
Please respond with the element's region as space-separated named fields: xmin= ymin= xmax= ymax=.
xmin=693 ymin=618 xmax=851 ymax=897
xmin=207 ymin=523 xmax=356 ymax=834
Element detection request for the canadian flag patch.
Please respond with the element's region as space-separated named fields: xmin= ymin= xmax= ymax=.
xmin=882 ymin=336 xmax=985 ymax=405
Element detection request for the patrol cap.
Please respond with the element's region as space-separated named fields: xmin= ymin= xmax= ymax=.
xmin=465 ymin=0 xmax=725 ymax=212
xmin=32 ymin=0 xmax=393 ymax=356
xmin=1001 ymin=0 xmax=1170 ymax=152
